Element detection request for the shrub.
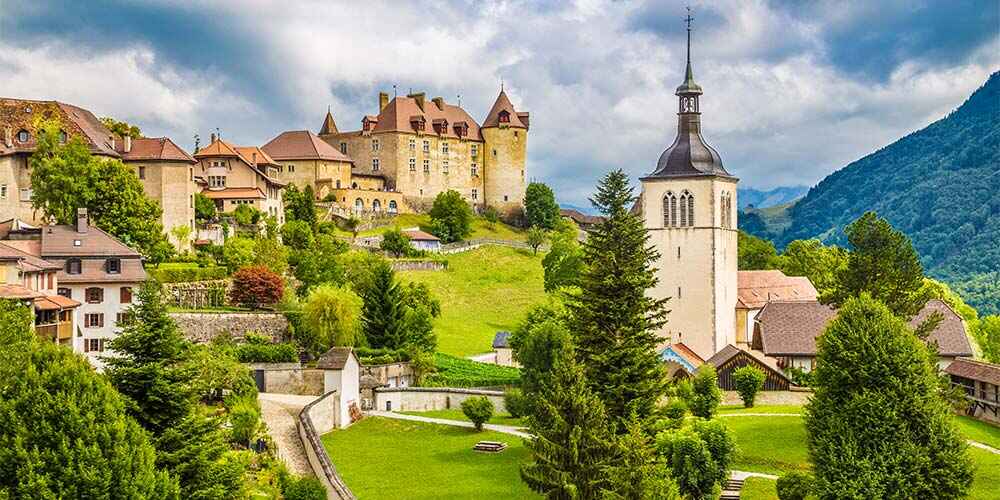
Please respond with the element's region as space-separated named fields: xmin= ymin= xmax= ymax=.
xmin=281 ymin=220 xmax=314 ymax=251
xmin=732 ymin=365 xmax=766 ymax=408
xmin=234 ymin=338 xmax=298 ymax=363
xmin=281 ymin=474 xmax=327 ymax=500
xmin=504 ymin=388 xmax=530 ymax=418
xmin=688 ymin=364 xmax=722 ymax=419
xmin=380 ymin=227 xmax=412 ymax=257
xmin=232 ymin=204 xmax=262 ymax=226
xmin=223 ymin=237 xmax=256 ymax=273
xmin=195 ymin=192 xmax=217 ymax=221
xmin=226 ymin=394 xmax=261 ymax=446
xmin=461 ymin=396 xmax=494 ymax=431
xmin=662 ymin=398 xmax=688 ymax=430
xmin=657 ymin=419 xmax=736 ymax=500
xmin=776 ymin=471 xmax=814 ymax=500
xmin=229 ymin=266 xmax=284 ymax=309
xmin=147 ymin=265 xmax=229 ymax=283
xmin=784 ymin=366 xmax=815 ymax=387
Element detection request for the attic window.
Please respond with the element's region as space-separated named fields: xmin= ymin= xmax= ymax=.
xmin=24 ymin=106 xmax=32 ymax=113
xmin=16 ymin=130 xmax=29 ymax=143
xmin=73 ymin=239 xmax=82 ymax=247
xmin=498 ymin=110 xmax=510 ymax=123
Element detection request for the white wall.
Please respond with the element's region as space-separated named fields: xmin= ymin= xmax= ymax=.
xmin=322 ymin=356 xmax=360 ymax=429
xmin=67 ymin=281 xmax=140 ymax=370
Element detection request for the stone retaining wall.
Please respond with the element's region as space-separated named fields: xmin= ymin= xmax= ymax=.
xmin=246 ymin=363 xmax=325 ymax=395
xmin=170 ymin=312 xmax=289 ymax=343
xmin=298 ymin=392 xmax=356 ymax=500
xmin=373 ymin=387 xmax=506 ymax=413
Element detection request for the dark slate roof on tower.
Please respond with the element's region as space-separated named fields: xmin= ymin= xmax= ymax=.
xmin=482 ymin=89 xmax=528 ymax=129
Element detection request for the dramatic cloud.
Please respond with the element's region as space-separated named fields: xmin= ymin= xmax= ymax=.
xmin=2 ymin=0 xmax=997 ymax=204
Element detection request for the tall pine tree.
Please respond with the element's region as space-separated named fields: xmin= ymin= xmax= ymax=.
xmin=569 ymin=169 xmax=669 ymax=430
xmin=521 ymin=350 xmax=618 ymax=499
xmin=360 ymin=263 xmax=409 ymax=349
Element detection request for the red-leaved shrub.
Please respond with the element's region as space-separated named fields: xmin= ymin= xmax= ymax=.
xmin=229 ymin=265 xmax=284 ymax=309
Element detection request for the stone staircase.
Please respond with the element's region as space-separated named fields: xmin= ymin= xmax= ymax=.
xmin=720 ymin=478 xmax=744 ymax=500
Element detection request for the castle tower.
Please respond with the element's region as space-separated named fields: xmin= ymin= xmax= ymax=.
xmin=481 ymin=89 xmax=529 ymax=215
xmin=640 ymin=15 xmax=738 ymax=360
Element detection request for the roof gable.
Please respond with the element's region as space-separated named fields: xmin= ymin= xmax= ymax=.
xmin=262 ymin=130 xmax=353 ymax=162
xmin=1 ymin=98 xmax=119 ymax=158
xmin=121 ymin=137 xmax=195 ymax=163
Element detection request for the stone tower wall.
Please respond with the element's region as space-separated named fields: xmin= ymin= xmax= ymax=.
xmin=481 ymin=126 xmax=527 ymax=215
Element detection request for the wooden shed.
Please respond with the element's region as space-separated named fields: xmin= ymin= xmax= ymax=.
xmin=706 ymin=345 xmax=791 ymax=391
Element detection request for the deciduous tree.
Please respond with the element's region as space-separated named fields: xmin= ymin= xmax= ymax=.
xmin=380 ymin=227 xmax=412 ymax=257
xmin=778 ymin=239 xmax=848 ymax=296
xmin=524 ymin=182 xmax=560 ymax=230
xmin=656 ymin=420 xmax=736 ymax=500
xmin=687 ymin=364 xmax=722 ymax=419
xmin=738 ymin=230 xmax=781 ymax=270
xmin=194 ymin=192 xmax=217 ymax=222
xmin=732 ymin=365 xmax=765 ymax=408
xmin=526 ymin=226 xmax=547 ymax=255
xmin=429 ymin=189 xmax=472 ymax=243
xmin=229 ymin=265 xmax=284 ymax=309
xmin=292 ymin=234 xmax=349 ymax=296
xmin=281 ymin=219 xmax=315 ymax=251
xmin=302 ymin=284 xmax=363 ymax=352
xmin=542 ymin=224 xmax=584 ymax=292
xmin=805 ymin=294 xmax=973 ymax=498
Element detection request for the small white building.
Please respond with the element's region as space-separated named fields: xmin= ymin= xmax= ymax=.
xmin=402 ymin=229 xmax=441 ymax=252
xmin=316 ymin=347 xmax=361 ymax=428
xmin=492 ymin=331 xmax=516 ymax=367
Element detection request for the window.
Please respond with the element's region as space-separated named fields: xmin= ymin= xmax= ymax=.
xmin=442 ymin=142 xmax=449 ymax=154
xmin=138 ymin=166 xmax=146 ymax=180
xmin=471 ymin=163 xmax=478 ymax=177
xmin=471 ymin=144 xmax=478 ymax=157
xmin=340 ymin=142 xmax=348 ymax=154
xmin=16 ymin=130 xmax=29 ymax=143
xmin=372 ymin=158 xmax=380 ymax=171
xmin=423 ymin=140 xmax=430 ymax=153
xmin=678 ymin=190 xmax=694 ymax=227
xmin=492 ymin=149 xmax=497 ymax=157
xmin=336 ymin=179 xmax=341 ymax=189
xmin=371 ymin=138 xmax=380 ymax=151
xmin=372 ymin=199 xmax=381 ymax=213
xmin=677 ymin=247 xmax=681 ymax=259
xmin=471 ymin=189 xmax=478 ymax=200
xmin=409 ymin=139 xmax=416 ymax=150
xmin=106 ymin=258 xmax=121 ymax=274
xmin=59 ymin=130 xmax=68 ymax=143
xmin=442 ymin=160 xmax=449 ymax=174
xmin=354 ymin=198 xmax=364 ymax=213
xmin=84 ymin=313 xmax=104 ymax=328
xmin=677 ymin=287 xmax=682 ymax=300
xmin=58 ymin=287 xmax=71 ymax=298
xmin=208 ymin=176 xmax=226 ymax=188
xmin=409 ymin=158 xmax=416 ymax=171
xmin=663 ymin=192 xmax=676 ymax=228
xmin=687 ymin=192 xmax=695 ymax=227
xmin=499 ymin=110 xmax=510 ymax=123
xmin=120 ymin=286 xmax=133 ymax=304
xmin=116 ymin=312 xmax=131 ymax=324
xmin=86 ymin=287 xmax=104 ymax=304
xmin=289 ymin=164 xmax=295 ymax=173
xmin=83 ymin=338 xmax=106 ymax=352
xmin=47 ymin=273 xmax=53 ymax=289
xmin=388 ymin=200 xmax=398 ymax=214
xmin=423 ymin=159 xmax=430 ymax=173
xmin=0 ymin=184 xmax=6 ymax=199
xmin=66 ymin=259 xmax=82 ymax=275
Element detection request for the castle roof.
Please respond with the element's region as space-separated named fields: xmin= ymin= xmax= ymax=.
xmin=262 ymin=130 xmax=352 ymax=163
xmin=482 ymin=89 xmax=529 ymax=129
xmin=117 ymin=137 xmax=195 ymax=163
xmin=323 ymin=93 xmax=484 ymax=141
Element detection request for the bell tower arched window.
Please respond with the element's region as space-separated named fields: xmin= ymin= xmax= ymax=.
xmin=663 ymin=191 xmax=677 ymax=228
xmin=678 ymin=190 xmax=694 ymax=227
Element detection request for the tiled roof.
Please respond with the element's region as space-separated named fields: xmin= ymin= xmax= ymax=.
xmin=195 ymin=138 xmax=284 ymax=187
xmin=35 ymin=294 xmax=80 ymax=310
xmin=194 ymin=138 xmax=244 ymax=159
xmin=262 ymin=130 xmax=353 ymax=163
xmin=402 ymin=230 xmax=439 ymax=242
xmin=235 ymin=146 xmax=279 ymax=167
xmin=482 ymin=90 xmax=528 ymax=129
xmin=1 ymin=98 xmax=119 ymax=157
xmin=319 ymin=110 xmax=339 ymax=135
xmin=946 ymin=358 xmax=1000 ymax=386
xmin=559 ymin=208 xmax=605 ymax=226
xmin=737 ymin=270 xmax=818 ymax=309
xmin=0 ymin=242 xmax=61 ymax=271
xmin=755 ymin=299 xmax=974 ymax=357
xmin=119 ymin=137 xmax=195 ymax=163
xmin=48 ymin=257 xmax=146 ymax=284
xmin=327 ymin=93 xmax=484 ymax=141
xmin=0 ymin=284 xmax=45 ymax=299
xmin=316 ymin=347 xmax=358 ymax=370
xmin=38 ymin=224 xmax=141 ymax=257
xmin=200 ymin=187 xmax=266 ymax=200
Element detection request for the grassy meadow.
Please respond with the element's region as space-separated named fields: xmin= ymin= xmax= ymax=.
xmin=399 ymin=245 xmax=546 ymax=356
xmin=335 ymin=213 xmax=529 ymax=241
xmin=400 ymin=408 xmax=525 ymax=427
xmin=322 ymin=417 xmax=537 ymax=499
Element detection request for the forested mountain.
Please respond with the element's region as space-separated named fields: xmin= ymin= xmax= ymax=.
xmin=747 ymin=72 xmax=1000 ymax=314
xmin=738 ymin=186 xmax=808 ymax=209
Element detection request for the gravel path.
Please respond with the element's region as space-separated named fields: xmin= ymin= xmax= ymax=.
xmin=367 ymin=410 xmax=533 ymax=438
xmin=258 ymin=393 xmax=319 ymax=476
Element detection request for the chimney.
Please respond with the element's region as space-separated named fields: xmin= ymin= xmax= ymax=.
xmin=109 ymin=136 xmax=116 ymax=151
xmin=379 ymin=92 xmax=389 ymax=111
xmin=124 ymin=135 xmax=132 ymax=153
xmin=4 ymin=127 xmax=11 ymax=148
xmin=76 ymin=208 xmax=88 ymax=234
xmin=408 ymin=92 xmax=425 ymax=111
xmin=210 ymin=132 xmax=217 ymax=143
xmin=432 ymin=97 xmax=445 ymax=110
xmin=252 ymin=152 xmax=257 ymax=164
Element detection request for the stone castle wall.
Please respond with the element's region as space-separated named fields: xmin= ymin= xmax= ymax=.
xmin=481 ymin=126 xmax=527 ymax=215
xmin=169 ymin=311 xmax=289 ymax=343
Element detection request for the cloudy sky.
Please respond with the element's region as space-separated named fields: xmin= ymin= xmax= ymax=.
xmin=2 ymin=0 xmax=997 ymax=205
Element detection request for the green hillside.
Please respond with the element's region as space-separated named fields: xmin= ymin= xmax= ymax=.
xmin=398 ymin=245 xmax=546 ymax=356
xmin=750 ymin=72 xmax=1000 ymax=314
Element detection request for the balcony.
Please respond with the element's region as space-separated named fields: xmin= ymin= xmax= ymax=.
xmin=35 ymin=321 xmax=73 ymax=343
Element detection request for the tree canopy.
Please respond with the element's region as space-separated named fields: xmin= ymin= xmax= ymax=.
xmin=429 ymin=190 xmax=472 ymax=243
xmin=524 ymin=182 xmax=560 ymax=230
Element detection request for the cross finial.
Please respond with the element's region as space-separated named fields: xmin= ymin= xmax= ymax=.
xmin=500 ymin=77 xmax=504 ymax=92
xmin=685 ymin=6 xmax=693 ymax=67
xmin=393 ymin=84 xmax=397 ymax=97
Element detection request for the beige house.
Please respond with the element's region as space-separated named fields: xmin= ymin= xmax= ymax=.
xmin=641 ymin=40 xmax=739 ymax=361
xmin=194 ymin=136 xmax=285 ymax=224
xmin=116 ymin=137 xmax=198 ymax=249
xmin=318 ymin=89 xmax=529 ymax=216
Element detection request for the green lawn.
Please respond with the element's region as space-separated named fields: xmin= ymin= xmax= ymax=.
xmin=401 ymin=409 xmax=526 ymax=427
xmin=740 ymin=477 xmax=778 ymax=500
xmin=399 ymin=245 xmax=546 ymax=356
xmin=322 ymin=417 xmax=537 ymax=499
xmin=955 ymin=416 xmax=1000 ymax=449
xmin=337 ymin=213 xmax=529 ymax=241
xmin=719 ymin=405 xmax=804 ymax=414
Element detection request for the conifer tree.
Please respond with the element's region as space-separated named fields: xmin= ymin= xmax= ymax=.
xmin=805 ymin=294 xmax=973 ymax=498
xmin=360 ymin=263 xmax=409 ymax=349
xmin=520 ymin=350 xmax=617 ymax=499
xmin=568 ymin=169 xmax=669 ymax=429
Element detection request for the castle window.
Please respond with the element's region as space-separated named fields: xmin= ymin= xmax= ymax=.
xmin=471 ymin=189 xmax=478 ymax=200
xmin=442 ymin=160 xmax=449 ymax=174
xmin=371 ymin=138 xmax=380 ymax=151
xmin=471 ymin=144 xmax=478 ymax=157
xmin=372 ymin=199 xmax=381 ymax=213
xmin=138 ymin=166 xmax=146 ymax=180
xmin=340 ymin=142 xmax=347 ymax=154
xmin=372 ymin=158 xmax=380 ymax=171
xmin=514 ymin=131 xmax=519 ymax=141
xmin=688 ymin=193 xmax=695 ymax=226
xmin=409 ymin=139 xmax=415 ymax=150
xmin=0 ymin=184 xmax=6 ymax=200
xmin=492 ymin=149 xmax=497 ymax=157
xmin=471 ymin=163 xmax=478 ymax=177
xmin=498 ymin=110 xmax=510 ymax=123
xmin=442 ymin=142 xmax=449 ymax=154
xmin=16 ymin=130 xmax=29 ymax=143
xmin=59 ymin=130 xmax=68 ymax=143
xmin=289 ymin=164 xmax=295 ymax=173
xmin=423 ymin=159 xmax=430 ymax=173
xmin=409 ymin=158 xmax=416 ymax=172
xmin=388 ymin=200 xmax=398 ymax=214
xmin=354 ymin=198 xmax=364 ymax=213
xmin=336 ymin=180 xmax=341 ymax=188
xmin=423 ymin=140 xmax=430 ymax=153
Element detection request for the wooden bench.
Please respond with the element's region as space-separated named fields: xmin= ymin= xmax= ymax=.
xmin=473 ymin=441 xmax=508 ymax=453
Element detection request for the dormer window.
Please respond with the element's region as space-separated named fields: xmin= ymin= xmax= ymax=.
xmin=498 ymin=110 xmax=510 ymax=123
xmin=106 ymin=258 xmax=121 ymax=274
xmin=73 ymin=240 xmax=81 ymax=247
xmin=340 ymin=142 xmax=348 ymax=154
xmin=66 ymin=258 xmax=82 ymax=275
xmin=16 ymin=130 xmax=29 ymax=143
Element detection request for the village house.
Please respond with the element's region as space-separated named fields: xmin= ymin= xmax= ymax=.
xmin=194 ymin=135 xmax=285 ymax=224
xmin=2 ymin=209 xmax=146 ymax=368
xmin=0 ymin=98 xmax=197 ymax=249
xmin=752 ymin=298 xmax=974 ymax=371
xmin=402 ymin=229 xmax=441 ymax=252
xmin=946 ymin=357 xmax=1000 ymax=424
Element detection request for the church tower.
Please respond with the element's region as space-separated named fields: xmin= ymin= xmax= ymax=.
xmin=640 ymin=14 xmax=738 ymax=361
xmin=481 ymin=89 xmax=529 ymax=216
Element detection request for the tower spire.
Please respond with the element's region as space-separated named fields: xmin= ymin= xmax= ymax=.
xmin=685 ymin=6 xmax=693 ymax=79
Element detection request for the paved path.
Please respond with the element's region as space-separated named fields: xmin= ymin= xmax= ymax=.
xmin=258 ymin=393 xmax=319 ymax=476
xmin=368 ymin=410 xmax=533 ymax=438
xmin=968 ymin=440 xmax=1000 ymax=454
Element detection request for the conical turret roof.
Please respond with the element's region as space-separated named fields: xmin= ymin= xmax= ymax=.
xmin=482 ymin=90 xmax=527 ymax=129
xmin=319 ymin=109 xmax=338 ymax=135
